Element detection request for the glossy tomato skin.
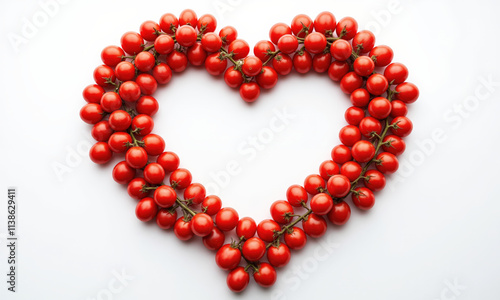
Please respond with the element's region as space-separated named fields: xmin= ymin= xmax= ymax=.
xmin=135 ymin=197 xmax=158 ymax=222
xmin=242 ymin=237 xmax=266 ymax=261
xmin=267 ymin=243 xmax=291 ymax=268
xmin=327 ymin=201 xmax=351 ymax=225
xmin=215 ymin=207 xmax=239 ymax=231
xmin=302 ymin=213 xmax=327 ymax=238
xmin=227 ymin=267 xmax=249 ymax=293
xmin=257 ymin=219 xmax=281 ymax=242
xmin=216 ymin=244 xmax=242 ymax=270
xmin=284 ymin=227 xmax=307 ymax=250
xmin=253 ymin=263 xmax=277 ymax=288
xmin=174 ymin=218 xmax=194 ymax=241
xmin=236 ymin=217 xmax=257 ymax=239
xmin=203 ymin=227 xmax=225 ymax=251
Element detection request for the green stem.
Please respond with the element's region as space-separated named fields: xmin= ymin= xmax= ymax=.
xmin=266 ymin=207 xmax=313 ymax=249
xmin=176 ymin=197 xmax=196 ymax=217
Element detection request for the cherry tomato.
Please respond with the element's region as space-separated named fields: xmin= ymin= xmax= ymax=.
xmin=328 ymin=61 xmax=350 ymax=81
xmin=391 ymin=116 xmax=413 ymax=137
xmin=201 ymin=32 xmax=223 ymax=52
xmin=125 ymin=146 xmax=148 ymax=169
xmin=108 ymin=132 xmax=132 ymax=153
xmin=277 ymin=34 xmax=298 ymax=54
xmin=169 ymin=168 xmax=192 ymax=189
xmin=135 ymin=197 xmax=158 ymax=222
xmin=191 ymin=213 xmax=214 ymax=237
xmin=339 ymin=125 xmax=361 ymax=146
xmin=157 ymin=151 xmax=180 ymax=172
xmin=83 ymin=84 xmax=104 ymax=104
xmin=352 ymin=30 xmax=375 ymax=53
xmin=272 ymin=53 xmax=293 ymax=75
xmin=127 ymin=177 xmax=149 ymax=199
xmin=375 ymin=152 xmax=399 ymax=174
xmin=227 ymin=267 xmax=249 ymax=293
xmin=366 ymin=74 xmax=389 ymax=96
xmin=390 ymin=100 xmax=408 ymax=118
xmin=112 ymin=161 xmax=136 ymax=185
xmin=284 ymin=227 xmax=307 ymax=250
xmin=270 ymin=200 xmax=294 ymax=224
xmin=197 ymin=14 xmax=217 ymax=33
xmin=136 ymin=74 xmax=158 ymax=95
xmin=340 ymin=161 xmax=362 ymax=181
xmin=352 ymin=187 xmax=375 ymax=210
xmin=101 ymin=45 xmax=124 ymax=67
xmin=80 ymin=103 xmax=104 ymax=124
xmin=143 ymin=163 xmax=165 ymax=185
xmin=242 ymin=56 xmax=263 ymax=77
xmin=352 ymin=140 xmax=376 ymax=163
xmin=120 ymin=32 xmax=143 ymax=55
xmin=330 ymin=39 xmax=352 ymax=61
xmin=202 ymin=195 xmax=222 ymax=216
xmin=184 ymin=183 xmax=206 ymax=205
xmin=269 ymin=23 xmax=292 ymax=45
xmin=174 ymin=217 xmax=193 ymax=241
xmin=93 ymin=65 xmax=115 ymax=87
xmin=154 ymin=35 xmax=175 ymax=55
xmin=167 ymin=51 xmax=188 ymax=72
xmin=236 ymin=217 xmax=257 ymax=239
xmin=344 ymin=106 xmax=365 ymax=126
xmin=286 ymin=184 xmax=308 ymax=207
xmin=203 ymin=227 xmax=225 ymax=251
xmin=176 ymin=25 xmax=197 ymax=47
xmin=119 ymin=81 xmax=141 ymax=102
xmin=327 ymin=201 xmax=351 ymax=225
xmin=131 ymin=114 xmax=154 ymax=136
xmin=242 ymin=237 xmax=266 ymax=261
xmin=219 ymin=26 xmax=238 ymax=45
xmin=156 ymin=208 xmax=177 ymax=229
xmin=310 ymin=193 xmax=333 ymax=215
xmin=331 ymin=145 xmax=352 ymax=164
xmin=267 ymin=243 xmax=291 ymax=268
xmin=382 ymin=135 xmax=406 ymax=156
xmin=91 ymin=121 xmax=113 ymax=142
xmin=159 ymin=13 xmax=178 ymax=34
xmin=187 ymin=43 xmax=208 ymax=66
xmin=327 ymin=174 xmax=351 ymax=198
xmin=142 ymin=133 xmax=165 ymax=156
xmin=302 ymin=213 xmax=327 ymax=238
xmin=254 ymin=263 xmax=277 ymax=288
xmin=216 ymin=207 xmax=239 ymax=231
xmin=253 ymin=40 xmax=276 ymax=62
xmin=368 ymin=97 xmax=392 ymax=119
xmin=363 ymin=170 xmax=386 ymax=191
xmin=314 ymin=11 xmax=336 ymax=35
xmin=216 ymin=244 xmax=241 ymax=270
xmin=359 ymin=117 xmax=382 ymax=137
xmin=108 ymin=110 xmax=131 ymax=132
xmin=340 ymin=72 xmax=363 ymax=94
xmin=353 ymin=56 xmax=375 ymax=77
xmin=224 ymin=66 xmax=244 ymax=88
xmin=395 ymin=82 xmax=419 ymax=103
xmin=291 ymin=14 xmax=313 ymax=38
xmin=228 ymin=39 xmax=250 ymax=59
xmin=139 ymin=20 xmax=160 ymax=42
xmin=100 ymin=92 xmax=121 ymax=113
xmin=115 ymin=61 xmax=136 ymax=82
xmin=256 ymin=66 xmax=278 ymax=89
xmin=239 ymin=82 xmax=260 ymax=103
xmin=384 ymin=62 xmax=408 ymax=84
xmin=179 ymin=9 xmax=197 ymax=27
xmin=89 ymin=142 xmax=112 ymax=164
xmin=336 ymin=17 xmax=358 ymax=40
xmin=304 ymin=174 xmax=326 ymax=195
xmin=369 ymin=45 xmax=393 ymax=67
xmin=304 ymin=32 xmax=327 ymax=54
xmin=312 ymin=53 xmax=332 ymax=73
xmin=257 ymin=219 xmax=280 ymax=242
xmin=135 ymin=51 xmax=156 ymax=72
xmin=319 ymin=160 xmax=340 ymax=180
xmin=153 ymin=185 xmax=177 ymax=208
xmin=205 ymin=53 xmax=228 ymax=76
xmin=350 ymin=88 xmax=370 ymax=107
xmin=293 ymin=51 xmax=313 ymax=74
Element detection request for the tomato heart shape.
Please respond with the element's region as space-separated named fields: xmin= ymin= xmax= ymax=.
xmin=80 ymin=9 xmax=419 ymax=293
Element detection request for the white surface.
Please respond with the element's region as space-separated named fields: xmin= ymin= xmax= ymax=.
xmin=1 ymin=0 xmax=500 ymax=299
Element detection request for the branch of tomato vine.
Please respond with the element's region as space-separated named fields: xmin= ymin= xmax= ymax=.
xmin=266 ymin=204 xmax=313 ymax=250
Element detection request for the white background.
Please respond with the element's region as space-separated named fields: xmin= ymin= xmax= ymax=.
xmin=1 ymin=0 xmax=500 ymax=299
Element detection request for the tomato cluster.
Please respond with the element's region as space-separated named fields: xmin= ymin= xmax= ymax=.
xmin=80 ymin=9 xmax=418 ymax=293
